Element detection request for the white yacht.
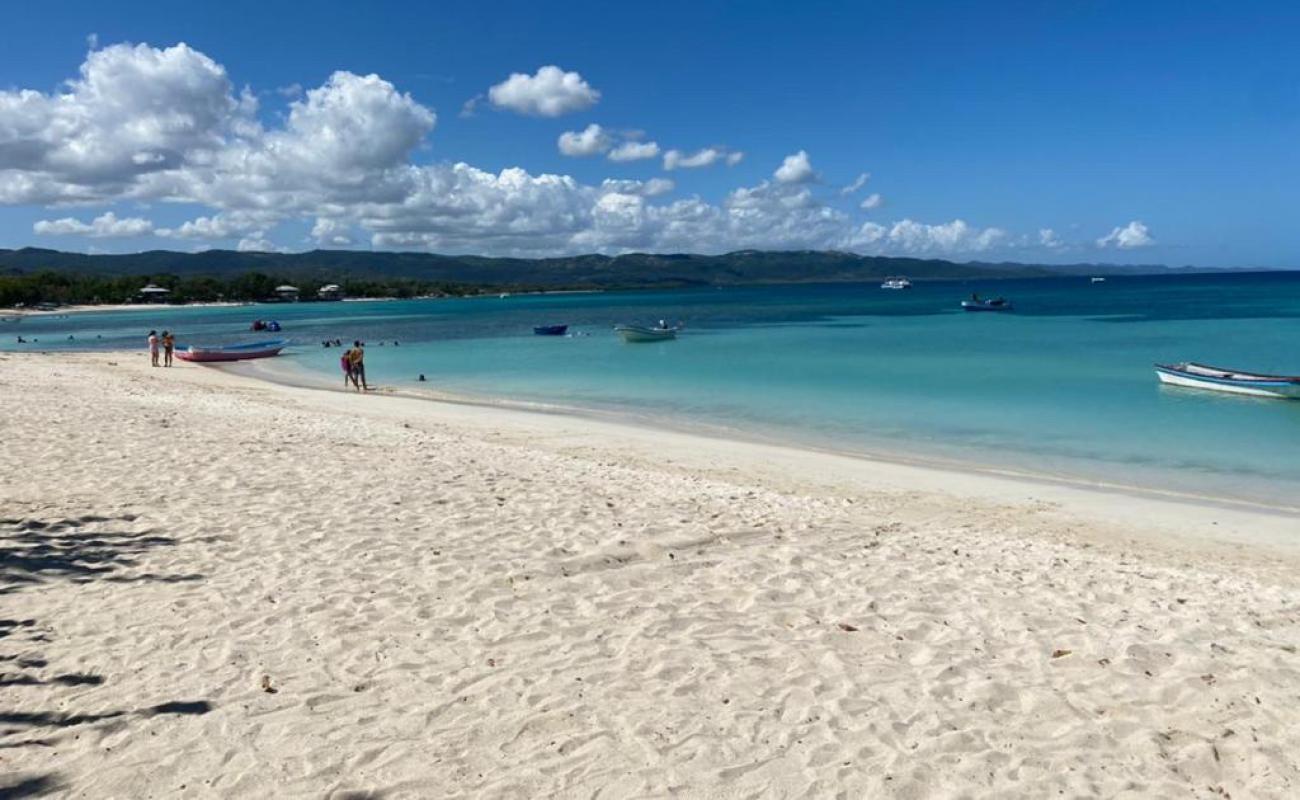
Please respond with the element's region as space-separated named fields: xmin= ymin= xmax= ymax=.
xmin=881 ymin=276 xmax=912 ymax=290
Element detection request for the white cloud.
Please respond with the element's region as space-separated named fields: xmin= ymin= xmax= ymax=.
xmin=310 ymin=217 xmax=353 ymax=246
xmin=1039 ymin=228 xmax=1064 ymax=249
xmin=663 ymin=147 xmax=742 ymax=170
xmin=557 ymin=124 xmax=612 ymax=157
xmin=841 ymin=172 xmax=870 ymax=195
xmin=237 ymin=232 xmax=288 ymax=252
xmin=608 ymin=140 xmax=660 ymax=162
xmin=880 ymin=219 xmax=1007 ymax=254
xmin=2 ymin=42 xmax=1025 ymax=259
xmin=1097 ymin=220 xmax=1154 ymax=249
xmin=774 ymin=150 xmax=815 ymax=184
xmin=0 ymin=42 xmax=249 ymax=204
xmin=600 ymin=178 xmax=675 ymax=197
xmin=860 ymin=192 xmax=883 ymax=210
xmin=33 ymin=211 xmax=153 ymax=237
xmin=487 ymin=65 xmax=599 ymax=117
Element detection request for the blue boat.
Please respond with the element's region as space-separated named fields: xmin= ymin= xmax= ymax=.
xmin=533 ymin=325 xmax=568 ymax=336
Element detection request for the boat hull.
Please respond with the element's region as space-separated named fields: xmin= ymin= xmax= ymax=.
xmin=1155 ymin=363 xmax=1300 ymax=399
xmin=961 ymin=301 xmax=1013 ymax=312
xmin=615 ymin=325 xmax=678 ymax=343
xmin=533 ymin=325 xmax=568 ymax=336
xmin=176 ymin=339 xmax=289 ymax=363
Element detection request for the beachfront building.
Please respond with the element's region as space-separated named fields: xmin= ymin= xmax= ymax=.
xmin=274 ymin=285 xmax=300 ymax=302
xmin=137 ymin=284 xmax=172 ymax=304
xmin=317 ymin=284 xmax=343 ymax=301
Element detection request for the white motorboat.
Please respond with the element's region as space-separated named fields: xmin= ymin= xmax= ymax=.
xmin=615 ymin=324 xmax=678 ymax=343
xmin=881 ymin=277 xmax=912 ymax=290
xmin=1154 ymin=362 xmax=1300 ymax=400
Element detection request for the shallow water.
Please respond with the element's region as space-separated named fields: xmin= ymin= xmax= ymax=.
xmin=7 ymin=272 xmax=1300 ymax=507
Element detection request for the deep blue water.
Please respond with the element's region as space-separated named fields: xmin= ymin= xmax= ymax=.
xmin=6 ymin=272 xmax=1300 ymax=507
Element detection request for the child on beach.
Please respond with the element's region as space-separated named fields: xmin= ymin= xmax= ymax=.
xmin=148 ymin=330 xmax=159 ymax=367
xmin=162 ymin=331 xmax=175 ymax=367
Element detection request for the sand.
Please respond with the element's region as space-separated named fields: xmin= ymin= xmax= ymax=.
xmin=2 ymin=350 xmax=1298 ymax=799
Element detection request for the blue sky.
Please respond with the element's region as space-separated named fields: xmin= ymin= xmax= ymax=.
xmin=1 ymin=0 xmax=1297 ymax=266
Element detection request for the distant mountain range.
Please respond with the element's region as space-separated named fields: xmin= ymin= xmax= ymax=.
xmin=0 ymin=246 xmax=1240 ymax=290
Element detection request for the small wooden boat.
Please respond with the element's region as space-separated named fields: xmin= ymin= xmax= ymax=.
xmin=176 ymin=339 xmax=290 ymax=363
xmin=533 ymin=324 xmax=568 ymax=336
xmin=961 ymin=298 xmax=1013 ymax=312
xmin=1154 ymin=362 xmax=1300 ymax=400
xmin=615 ymin=325 xmax=678 ymax=343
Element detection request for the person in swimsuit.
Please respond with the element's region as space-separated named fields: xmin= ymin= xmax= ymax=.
xmin=148 ymin=330 xmax=159 ymax=367
xmin=341 ymin=347 xmax=359 ymax=390
xmin=162 ymin=331 xmax=175 ymax=367
xmin=350 ymin=341 xmax=369 ymax=390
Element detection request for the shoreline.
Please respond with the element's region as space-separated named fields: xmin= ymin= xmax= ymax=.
xmin=241 ymin=352 xmax=1300 ymax=530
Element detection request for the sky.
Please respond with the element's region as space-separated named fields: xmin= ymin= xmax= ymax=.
xmin=1 ymin=0 xmax=1297 ymax=267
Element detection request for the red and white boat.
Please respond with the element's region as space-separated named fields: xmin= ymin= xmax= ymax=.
xmin=175 ymin=339 xmax=290 ymax=363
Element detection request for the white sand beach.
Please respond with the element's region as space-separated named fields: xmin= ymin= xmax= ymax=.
xmin=3 ymin=350 xmax=1298 ymax=798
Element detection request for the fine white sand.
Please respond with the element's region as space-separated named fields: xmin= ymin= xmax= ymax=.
xmin=2 ymin=350 xmax=1298 ymax=799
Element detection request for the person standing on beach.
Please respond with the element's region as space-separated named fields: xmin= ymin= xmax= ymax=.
xmin=341 ymin=346 xmax=359 ymax=391
xmin=349 ymin=341 xmax=369 ymax=391
xmin=148 ymin=330 xmax=160 ymax=367
xmin=162 ymin=331 xmax=175 ymax=367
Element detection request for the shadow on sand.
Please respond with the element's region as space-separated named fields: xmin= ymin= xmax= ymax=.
xmin=0 ymin=514 xmax=213 ymax=796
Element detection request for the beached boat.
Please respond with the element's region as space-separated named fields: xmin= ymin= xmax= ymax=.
xmin=615 ymin=324 xmax=678 ymax=343
xmin=1154 ymin=362 xmax=1300 ymax=399
xmin=881 ymin=277 xmax=912 ymax=290
xmin=533 ymin=324 xmax=568 ymax=336
xmin=176 ymin=339 xmax=290 ymax=363
xmin=961 ymin=298 xmax=1013 ymax=312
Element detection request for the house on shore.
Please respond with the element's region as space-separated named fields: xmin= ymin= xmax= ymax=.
xmin=137 ymin=284 xmax=172 ymax=304
xmin=317 ymin=284 xmax=343 ymax=301
xmin=273 ymin=285 xmax=300 ymax=302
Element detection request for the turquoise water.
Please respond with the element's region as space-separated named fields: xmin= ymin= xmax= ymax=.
xmin=6 ymin=273 xmax=1300 ymax=506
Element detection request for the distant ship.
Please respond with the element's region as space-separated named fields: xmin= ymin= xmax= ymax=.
xmin=881 ymin=276 xmax=912 ymax=290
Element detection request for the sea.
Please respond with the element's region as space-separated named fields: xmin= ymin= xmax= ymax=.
xmin=6 ymin=271 xmax=1299 ymax=509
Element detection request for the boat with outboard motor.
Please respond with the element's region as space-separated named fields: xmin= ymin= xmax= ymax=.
xmin=176 ymin=339 xmax=290 ymax=363
xmin=615 ymin=324 xmax=678 ymax=343
xmin=1154 ymin=362 xmax=1300 ymax=399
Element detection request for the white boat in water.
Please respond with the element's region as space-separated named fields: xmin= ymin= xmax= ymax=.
xmin=1091 ymin=277 xmax=1106 ymax=283
xmin=1154 ymin=362 xmax=1300 ymax=399
xmin=881 ymin=276 xmax=912 ymax=290
xmin=615 ymin=324 xmax=678 ymax=343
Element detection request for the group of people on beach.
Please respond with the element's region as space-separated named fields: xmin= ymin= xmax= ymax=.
xmin=340 ymin=341 xmax=370 ymax=391
xmin=147 ymin=330 xmax=175 ymax=367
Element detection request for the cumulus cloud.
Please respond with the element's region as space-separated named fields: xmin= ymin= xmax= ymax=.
xmin=860 ymin=192 xmax=883 ymax=210
xmin=310 ymin=217 xmax=353 ymax=246
xmin=3 ymin=42 xmax=1024 ymax=259
xmin=1097 ymin=220 xmax=1154 ymax=249
xmin=870 ymin=219 xmax=1007 ymax=254
xmin=774 ymin=150 xmax=816 ymax=184
xmin=487 ymin=65 xmax=599 ymax=117
xmin=557 ymin=124 xmax=612 ymax=157
xmin=841 ymin=172 xmax=870 ymax=195
xmin=607 ymin=140 xmax=660 ymax=162
xmin=1039 ymin=228 xmax=1064 ymax=249
xmin=600 ymin=178 xmax=675 ymax=197
xmin=33 ymin=211 xmax=153 ymax=237
xmin=0 ymin=42 xmax=249 ymax=204
xmin=662 ymin=147 xmax=742 ymax=170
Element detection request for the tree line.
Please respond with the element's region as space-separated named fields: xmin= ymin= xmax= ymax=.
xmin=0 ymin=271 xmax=529 ymax=307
